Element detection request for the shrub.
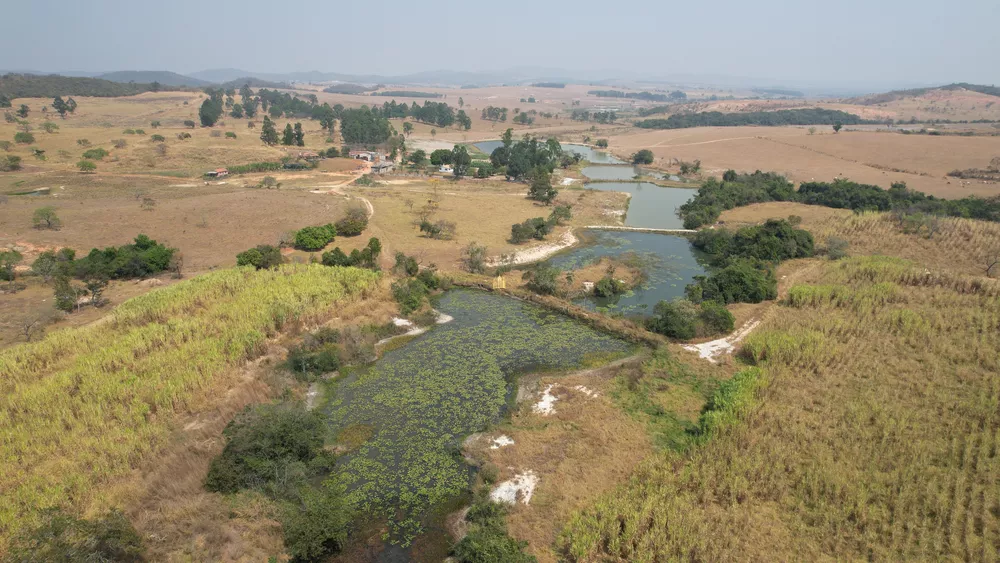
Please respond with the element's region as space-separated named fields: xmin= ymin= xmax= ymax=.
xmin=225 ymin=131 xmax=237 ymax=139
xmin=6 ymin=509 xmax=145 ymax=562
xmin=522 ymin=264 xmax=561 ymax=295
xmin=393 ymin=251 xmax=419 ymax=276
xmin=76 ymin=138 xmax=91 ymax=147
xmin=183 ymin=120 xmax=196 ymax=128
xmin=150 ymin=134 xmax=166 ymax=142
xmin=210 ymin=130 xmax=222 ymax=138
xmin=280 ymin=479 xmax=352 ymax=561
xmin=420 ymin=219 xmax=456 ymax=240
xmin=321 ymin=238 xmax=381 ymax=270
xmin=1 ymin=154 xmax=21 ymax=172
xmin=294 ymin=224 xmax=336 ymax=251
xmin=511 ymin=217 xmax=553 ymax=243
xmin=123 ymin=128 xmax=136 ymax=135
xmin=461 ymin=243 xmax=488 ymax=274
xmin=69 ymin=234 xmax=176 ymax=280
xmin=392 ymin=278 xmax=429 ymax=314
xmin=205 ymin=402 xmax=327 ymax=494
xmin=324 ymin=147 xmax=339 ymax=158
xmin=648 ymin=299 xmax=735 ymax=339
xmin=549 ymin=204 xmax=572 ymax=225
xmin=287 ymin=343 xmax=341 ymax=379
xmin=112 ymin=139 xmax=127 ymax=149
xmin=452 ymin=494 xmax=536 ymax=563
xmin=595 ymin=138 xmax=609 ymax=148
xmin=77 ymin=160 xmax=97 ymax=173
xmin=82 ymin=147 xmax=109 ymax=160
xmin=150 ymin=120 xmax=161 ymax=128
xmin=236 ymin=245 xmax=283 ymax=269
xmin=335 ymin=206 xmax=369 ymax=237
xmin=631 ymin=149 xmax=654 ymax=165
xmin=687 ymin=260 xmax=777 ymax=305
xmin=14 ymin=131 xmax=35 ymax=144
xmin=177 ymin=132 xmax=192 ymax=140
xmin=826 ymin=237 xmax=850 ymax=260
xmin=41 ymin=121 xmax=59 ymax=133
xmin=593 ymin=275 xmax=627 ymax=298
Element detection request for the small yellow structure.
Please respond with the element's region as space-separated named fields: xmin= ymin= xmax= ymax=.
xmin=492 ymin=275 xmax=506 ymax=290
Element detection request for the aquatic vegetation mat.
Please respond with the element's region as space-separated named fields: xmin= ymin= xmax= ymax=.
xmin=327 ymin=289 xmax=631 ymax=545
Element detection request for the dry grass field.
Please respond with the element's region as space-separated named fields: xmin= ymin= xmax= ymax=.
xmin=608 ymin=126 xmax=1000 ymax=198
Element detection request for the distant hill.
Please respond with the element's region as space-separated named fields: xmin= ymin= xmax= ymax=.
xmin=97 ymin=70 xmax=210 ymax=87
xmin=848 ymin=83 xmax=1000 ymax=105
xmin=0 ymin=73 xmax=175 ymax=98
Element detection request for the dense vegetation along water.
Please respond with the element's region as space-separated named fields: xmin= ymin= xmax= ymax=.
xmin=324 ymin=290 xmax=632 ymax=547
xmin=547 ymin=230 xmax=708 ymax=313
xmin=472 ymin=141 xmax=624 ymax=163
xmin=585 ymin=182 xmax=697 ymax=229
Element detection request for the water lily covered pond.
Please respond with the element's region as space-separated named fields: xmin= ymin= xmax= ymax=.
xmin=547 ymin=230 xmax=708 ymax=314
xmin=324 ymin=289 xmax=632 ymax=545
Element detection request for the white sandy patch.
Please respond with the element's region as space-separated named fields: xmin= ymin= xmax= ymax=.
xmin=306 ymin=382 xmax=321 ymax=410
xmin=490 ymin=435 xmax=515 ymax=449
xmin=560 ymin=177 xmax=577 ymax=186
xmin=533 ymin=384 xmax=559 ymax=415
xmin=683 ymin=319 xmax=761 ymax=363
xmin=434 ymin=310 xmax=455 ymax=324
xmin=408 ymin=138 xmax=457 ymax=153
xmin=573 ymin=385 xmax=599 ymax=398
xmin=488 ymin=229 xmax=578 ymax=267
xmin=490 ymin=471 xmax=539 ymax=505
xmin=377 ymin=317 xmax=427 ymax=346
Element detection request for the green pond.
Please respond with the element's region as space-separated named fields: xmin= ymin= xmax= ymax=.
xmin=586 ymin=182 xmax=697 ymax=230
xmin=547 ymin=230 xmax=708 ymax=314
xmin=324 ymin=289 xmax=632 ymax=548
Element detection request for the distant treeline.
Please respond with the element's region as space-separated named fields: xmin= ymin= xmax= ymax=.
xmin=0 ymin=73 xmax=175 ymax=98
xmin=752 ymin=88 xmax=804 ymax=97
xmin=636 ymin=108 xmax=871 ymax=129
xmin=571 ymin=109 xmax=617 ymax=123
xmin=370 ymin=99 xmax=471 ymax=129
xmin=375 ymin=91 xmax=442 ymax=98
xmin=678 ymin=171 xmax=1000 ymax=229
xmin=588 ymin=90 xmax=686 ymax=102
xmin=637 ymin=105 xmax=672 ymax=117
xmin=323 ymin=83 xmax=380 ymax=95
xmin=532 ymin=82 xmax=565 ymax=88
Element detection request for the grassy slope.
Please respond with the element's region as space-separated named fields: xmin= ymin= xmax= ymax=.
xmin=0 ymin=264 xmax=380 ymax=549
xmin=558 ymin=230 xmax=1000 ymax=559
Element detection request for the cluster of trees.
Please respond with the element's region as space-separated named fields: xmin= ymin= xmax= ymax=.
xmin=647 ymin=299 xmax=734 ymax=339
xmin=321 ymin=237 xmax=382 ymax=269
xmin=339 ymin=107 xmax=392 ymax=144
xmin=636 ymin=108 xmax=870 ymax=129
xmin=532 ymin=82 xmax=565 ymax=88
xmin=205 ymin=401 xmax=350 ymax=560
xmin=257 ymin=88 xmax=318 ymax=118
xmin=510 ymin=205 xmax=570 ymax=243
xmin=481 ymin=106 xmax=509 ymax=122
xmin=685 ymin=219 xmax=813 ymax=306
xmin=570 ymin=110 xmax=617 ymax=123
xmin=50 ymin=96 xmax=77 ymax=117
xmin=322 ymin=83 xmax=378 ymax=95
xmin=512 ymin=111 xmax=534 ymax=125
xmin=376 ymin=90 xmax=442 ymax=98
xmin=391 ymin=253 xmax=446 ymax=314
xmin=680 ymin=171 xmax=1000 ymax=229
xmin=236 ymin=244 xmax=283 ymax=269
xmin=631 ymin=149 xmax=654 ymax=165
xmin=368 ymin=100 xmax=470 ymax=129
xmin=488 ymin=129 xmax=565 ymax=180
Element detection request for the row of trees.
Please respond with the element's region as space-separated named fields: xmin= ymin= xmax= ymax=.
xmin=368 ymin=99 xmax=471 ymax=129
xmin=679 ymin=171 xmax=1000 ymax=229
xmin=481 ymin=106 xmax=508 ymax=121
xmin=637 ymin=108 xmax=870 ymax=129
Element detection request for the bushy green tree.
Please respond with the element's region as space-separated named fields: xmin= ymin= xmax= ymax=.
xmin=631 ymin=149 xmax=654 ymax=165
xmin=14 ymin=131 xmax=35 ymax=144
xmin=260 ymin=116 xmax=279 ymax=145
xmin=293 ymin=122 xmax=305 ymax=146
xmin=281 ymin=123 xmax=295 ymax=146
xmin=280 ymin=479 xmax=352 ymax=561
xmin=334 ymin=206 xmax=369 ymax=237
xmin=522 ymin=264 xmax=560 ymax=295
xmin=294 ymin=224 xmax=336 ymax=251
xmin=236 ymin=245 xmax=283 ymax=269
xmin=205 ymin=402 xmax=327 ymax=494
xmin=199 ymin=97 xmax=223 ymax=126
xmin=429 ymin=149 xmax=451 ymax=166
xmin=527 ymin=167 xmax=557 ymax=204
xmin=32 ymin=206 xmax=62 ymax=230
xmin=452 ymin=144 xmax=472 ymax=178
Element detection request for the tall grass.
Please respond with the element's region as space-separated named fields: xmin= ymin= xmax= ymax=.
xmin=0 ymin=264 xmax=379 ymax=546
xmin=559 ymin=255 xmax=1000 ymax=561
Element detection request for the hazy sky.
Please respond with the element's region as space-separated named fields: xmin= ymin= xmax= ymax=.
xmin=2 ymin=0 xmax=998 ymax=87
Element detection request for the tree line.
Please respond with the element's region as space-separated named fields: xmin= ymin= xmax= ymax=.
xmin=571 ymin=110 xmax=617 ymax=123
xmin=636 ymin=108 xmax=871 ymax=129
xmin=678 ymin=170 xmax=1000 ymax=229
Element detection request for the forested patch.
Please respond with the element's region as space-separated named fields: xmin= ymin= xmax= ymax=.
xmin=636 ymin=108 xmax=870 ymax=129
